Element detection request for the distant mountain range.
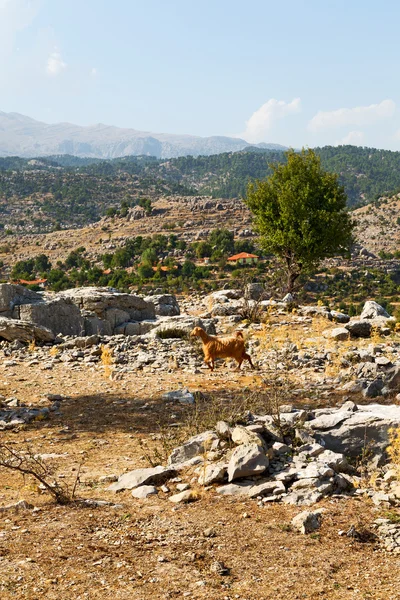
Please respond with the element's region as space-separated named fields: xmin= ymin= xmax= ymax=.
xmin=0 ymin=111 xmax=287 ymax=159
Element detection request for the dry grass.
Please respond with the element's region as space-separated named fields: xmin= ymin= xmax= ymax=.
xmin=387 ymin=426 xmax=400 ymax=478
xmin=100 ymin=344 xmax=113 ymax=379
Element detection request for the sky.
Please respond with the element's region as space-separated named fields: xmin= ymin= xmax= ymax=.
xmin=1 ymin=0 xmax=400 ymax=149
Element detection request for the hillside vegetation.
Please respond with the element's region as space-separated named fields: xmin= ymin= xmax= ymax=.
xmin=1 ymin=146 xmax=400 ymax=232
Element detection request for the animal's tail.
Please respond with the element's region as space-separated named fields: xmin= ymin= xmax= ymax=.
xmin=235 ymin=331 xmax=244 ymax=339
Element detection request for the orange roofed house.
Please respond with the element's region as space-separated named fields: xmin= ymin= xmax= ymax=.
xmin=227 ymin=252 xmax=259 ymax=265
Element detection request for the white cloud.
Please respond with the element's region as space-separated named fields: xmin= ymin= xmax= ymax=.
xmin=308 ymin=100 xmax=395 ymax=132
xmin=90 ymin=67 xmax=98 ymax=77
xmin=239 ymin=98 xmax=301 ymax=143
xmin=336 ymin=130 xmax=365 ymax=146
xmin=46 ymin=51 xmax=67 ymax=76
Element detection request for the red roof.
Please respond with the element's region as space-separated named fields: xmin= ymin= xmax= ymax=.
xmin=152 ymin=265 xmax=178 ymax=272
xmin=14 ymin=279 xmax=47 ymax=285
xmin=227 ymin=252 xmax=259 ymax=261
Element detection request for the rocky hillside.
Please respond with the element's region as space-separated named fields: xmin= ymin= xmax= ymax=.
xmin=353 ymin=193 xmax=400 ymax=255
xmin=2 ymin=146 xmax=400 ymax=236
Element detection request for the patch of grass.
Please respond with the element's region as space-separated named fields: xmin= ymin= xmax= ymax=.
xmin=156 ymin=327 xmax=188 ymax=340
xmin=382 ymin=510 xmax=400 ymax=524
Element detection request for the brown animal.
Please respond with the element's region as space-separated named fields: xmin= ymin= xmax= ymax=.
xmin=190 ymin=326 xmax=255 ymax=372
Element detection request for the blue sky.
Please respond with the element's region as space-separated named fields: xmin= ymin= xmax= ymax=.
xmin=1 ymin=0 xmax=400 ymax=149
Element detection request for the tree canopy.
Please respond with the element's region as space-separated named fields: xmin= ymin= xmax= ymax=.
xmin=245 ymin=148 xmax=355 ymax=292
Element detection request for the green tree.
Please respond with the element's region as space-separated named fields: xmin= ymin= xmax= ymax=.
xmin=34 ymin=254 xmax=52 ymax=273
xmin=209 ymin=228 xmax=234 ymax=255
xmin=11 ymin=259 xmax=35 ymax=280
xmin=141 ymin=247 xmax=157 ymax=266
xmin=138 ymin=264 xmax=154 ymax=279
xmin=245 ymin=149 xmax=354 ymax=293
xmin=138 ymin=197 xmax=152 ymax=216
xmin=195 ymin=241 xmax=212 ymax=258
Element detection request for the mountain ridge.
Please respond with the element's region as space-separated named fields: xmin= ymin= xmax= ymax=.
xmin=0 ymin=111 xmax=287 ymax=159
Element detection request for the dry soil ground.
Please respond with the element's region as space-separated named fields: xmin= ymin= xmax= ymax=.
xmin=0 ymin=356 xmax=399 ymax=600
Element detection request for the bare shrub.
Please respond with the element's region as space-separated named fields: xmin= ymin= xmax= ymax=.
xmin=0 ymin=443 xmax=80 ymax=505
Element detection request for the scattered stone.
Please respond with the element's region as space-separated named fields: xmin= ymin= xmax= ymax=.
xmin=163 ymin=389 xmax=195 ymax=404
xmin=131 ymin=485 xmax=158 ymax=499
xmin=0 ymin=500 xmax=34 ymax=512
xmin=291 ymin=510 xmax=323 ymax=534
xmin=109 ymin=466 xmax=175 ymax=492
xmin=168 ymin=489 xmax=198 ymax=503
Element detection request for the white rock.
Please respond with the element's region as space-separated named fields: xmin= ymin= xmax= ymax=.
xmin=131 ymin=485 xmax=158 ymax=499
xmin=198 ymin=463 xmax=227 ymax=485
xmin=291 ymin=510 xmax=323 ymax=534
xmin=108 ymin=466 xmax=174 ymax=492
xmin=227 ymin=443 xmax=269 ymax=482
xmin=168 ymin=490 xmax=197 ymax=503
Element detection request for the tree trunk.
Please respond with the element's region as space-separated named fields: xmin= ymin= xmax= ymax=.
xmin=286 ymin=270 xmax=300 ymax=294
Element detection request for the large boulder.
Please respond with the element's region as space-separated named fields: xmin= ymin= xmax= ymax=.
xmin=245 ymin=283 xmax=265 ymax=301
xmin=144 ymin=294 xmax=180 ymax=317
xmin=59 ymin=287 xmax=155 ymax=335
xmin=19 ymin=297 xmax=84 ymax=336
xmin=0 ymin=316 xmax=54 ymax=343
xmin=308 ymin=404 xmax=400 ymax=461
xmin=361 ymin=301 xmax=390 ymax=320
xmin=0 ymin=284 xmax=43 ymax=318
xmin=59 ymin=287 xmax=155 ymax=321
xmin=345 ymin=320 xmax=372 ymax=338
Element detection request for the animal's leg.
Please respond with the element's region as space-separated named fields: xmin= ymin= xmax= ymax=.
xmin=244 ymin=353 xmax=255 ymax=369
xmin=210 ymin=359 xmax=215 ymax=371
xmin=235 ymin=358 xmax=243 ymax=371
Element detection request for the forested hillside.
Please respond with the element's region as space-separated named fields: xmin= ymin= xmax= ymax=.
xmin=1 ymin=146 xmax=400 ymax=233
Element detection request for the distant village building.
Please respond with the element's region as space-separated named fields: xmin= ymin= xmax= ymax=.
xmin=13 ymin=278 xmax=48 ymax=288
xmin=227 ymin=252 xmax=259 ymax=265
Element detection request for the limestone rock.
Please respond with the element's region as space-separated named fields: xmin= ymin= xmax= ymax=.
xmin=291 ymin=510 xmax=322 ymax=534
xmin=330 ymin=310 xmax=350 ymax=324
xmin=0 ymin=284 xmax=43 ymax=318
xmin=109 ymin=466 xmax=174 ymax=492
xmin=345 ymin=320 xmax=372 ymax=338
xmin=198 ymin=463 xmax=227 ymax=485
xmin=163 ymin=389 xmax=195 ymax=404
xmin=248 ymin=479 xmax=286 ymax=498
xmin=361 ymin=301 xmax=390 ymax=320
xmin=169 ymin=489 xmax=198 ymax=503
xmin=19 ymin=297 xmax=84 ymax=336
xmin=168 ymin=431 xmax=218 ymax=466
xmin=216 ymin=421 xmax=231 ymax=439
xmin=216 ymin=482 xmax=254 ymax=496
xmin=311 ymin=404 xmax=400 ymax=460
xmin=231 ymin=425 xmax=267 ymax=449
xmin=323 ymin=327 xmax=349 ymax=341
xmin=227 ymin=444 xmax=269 ymax=482
xmin=144 ymin=294 xmax=180 ymax=317
xmin=0 ymin=316 xmax=54 ymax=343
xmin=131 ymin=485 xmax=158 ymax=499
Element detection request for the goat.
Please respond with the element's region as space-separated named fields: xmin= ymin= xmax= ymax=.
xmin=190 ymin=326 xmax=255 ymax=372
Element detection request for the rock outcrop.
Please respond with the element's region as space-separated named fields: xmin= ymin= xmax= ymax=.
xmin=0 ymin=285 xmax=156 ymax=340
